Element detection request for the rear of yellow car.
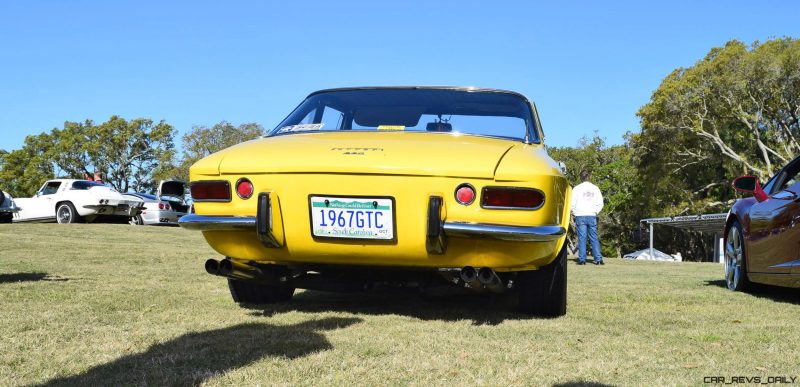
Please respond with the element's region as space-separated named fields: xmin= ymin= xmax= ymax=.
xmin=180 ymin=87 xmax=572 ymax=317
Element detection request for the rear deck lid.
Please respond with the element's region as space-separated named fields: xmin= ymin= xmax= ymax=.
xmin=216 ymin=132 xmax=515 ymax=178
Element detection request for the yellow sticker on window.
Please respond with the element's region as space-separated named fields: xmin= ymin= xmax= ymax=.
xmin=377 ymin=125 xmax=405 ymax=131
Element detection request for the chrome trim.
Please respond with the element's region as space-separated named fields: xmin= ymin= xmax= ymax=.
xmin=768 ymin=259 xmax=800 ymax=269
xmin=179 ymin=214 xmax=566 ymax=243
xmin=443 ymin=222 xmax=565 ymax=242
xmin=178 ymin=214 xmax=256 ymax=231
xmin=480 ymin=186 xmax=545 ymax=211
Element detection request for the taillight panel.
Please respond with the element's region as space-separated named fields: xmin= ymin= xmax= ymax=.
xmin=190 ymin=180 xmax=232 ymax=202
xmin=481 ymin=187 xmax=545 ymax=210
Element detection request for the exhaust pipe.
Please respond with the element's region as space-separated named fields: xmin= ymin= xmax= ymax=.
xmin=460 ymin=266 xmax=482 ymax=290
xmin=205 ymin=259 xmax=220 ymax=275
xmin=217 ymin=258 xmax=284 ymax=284
xmin=212 ymin=258 xmax=363 ymax=292
xmin=477 ymin=267 xmax=505 ymax=293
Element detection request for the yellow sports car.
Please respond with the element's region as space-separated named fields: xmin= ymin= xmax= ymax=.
xmin=180 ymin=87 xmax=572 ymax=316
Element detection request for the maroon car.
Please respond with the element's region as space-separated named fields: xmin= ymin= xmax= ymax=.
xmin=726 ymin=158 xmax=800 ymax=291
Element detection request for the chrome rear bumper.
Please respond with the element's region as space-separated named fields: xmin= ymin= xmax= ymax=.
xmin=442 ymin=222 xmax=565 ymax=242
xmin=179 ymin=215 xmax=257 ymax=231
xmin=179 ymin=214 xmax=565 ymax=242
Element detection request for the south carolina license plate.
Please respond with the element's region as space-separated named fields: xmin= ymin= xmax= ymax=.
xmin=310 ymin=196 xmax=394 ymax=240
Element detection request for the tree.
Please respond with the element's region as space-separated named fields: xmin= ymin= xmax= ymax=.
xmin=86 ymin=116 xmax=176 ymax=193
xmin=177 ymin=121 xmax=264 ymax=181
xmin=633 ymin=38 xmax=800 ymax=215
xmin=0 ymin=133 xmax=56 ymax=196
xmin=0 ymin=116 xmax=176 ymax=196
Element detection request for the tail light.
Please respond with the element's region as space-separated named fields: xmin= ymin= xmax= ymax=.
xmin=165 ymin=203 xmax=170 ymax=210
xmin=190 ymin=181 xmax=231 ymax=202
xmin=481 ymin=187 xmax=544 ymax=209
xmin=158 ymin=203 xmax=164 ymax=210
xmin=454 ymin=184 xmax=476 ymax=205
xmin=236 ymin=178 xmax=254 ymax=199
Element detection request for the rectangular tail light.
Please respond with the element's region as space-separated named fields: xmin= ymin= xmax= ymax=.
xmin=481 ymin=187 xmax=544 ymax=209
xmin=190 ymin=180 xmax=231 ymax=202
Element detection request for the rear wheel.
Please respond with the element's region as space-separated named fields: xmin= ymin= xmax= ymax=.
xmin=129 ymin=214 xmax=144 ymax=226
xmin=56 ymin=202 xmax=81 ymax=224
xmin=517 ymin=242 xmax=568 ymax=317
xmin=228 ymin=278 xmax=295 ymax=304
xmin=725 ymin=221 xmax=751 ymax=291
xmin=0 ymin=213 xmax=11 ymax=224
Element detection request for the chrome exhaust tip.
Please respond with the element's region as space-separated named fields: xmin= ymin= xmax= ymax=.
xmin=205 ymin=259 xmax=220 ymax=275
xmin=460 ymin=266 xmax=478 ymax=283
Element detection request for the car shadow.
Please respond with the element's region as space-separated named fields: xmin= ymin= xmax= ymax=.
xmin=36 ymin=317 xmax=361 ymax=386
xmin=0 ymin=272 xmax=68 ymax=284
xmin=704 ymin=279 xmax=800 ymax=305
xmin=246 ymin=287 xmax=529 ymax=326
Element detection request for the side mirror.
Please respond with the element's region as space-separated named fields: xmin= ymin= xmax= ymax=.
xmin=732 ymin=176 xmax=769 ymax=202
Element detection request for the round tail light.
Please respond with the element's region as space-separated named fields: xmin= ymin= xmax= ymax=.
xmin=455 ymin=184 xmax=476 ymax=205
xmin=158 ymin=203 xmax=165 ymax=210
xmin=236 ymin=178 xmax=254 ymax=199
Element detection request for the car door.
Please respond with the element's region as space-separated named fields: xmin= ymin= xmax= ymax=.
xmin=746 ymin=162 xmax=800 ymax=274
xmin=27 ymin=181 xmax=62 ymax=220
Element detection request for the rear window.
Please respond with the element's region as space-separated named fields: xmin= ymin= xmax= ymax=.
xmin=71 ymin=181 xmax=105 ymax=190
xmin=270 ymin=88 xmax=538 ymax=143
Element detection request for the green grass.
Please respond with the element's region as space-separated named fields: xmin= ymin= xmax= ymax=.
xmin=1 ymin=224 xmax=799 ymax=386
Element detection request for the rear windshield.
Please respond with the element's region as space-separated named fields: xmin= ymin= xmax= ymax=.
xmin=71 ymin=181 xmax=104 ymax=190
xmin=270 ymin=89 xmax=538 ymax=142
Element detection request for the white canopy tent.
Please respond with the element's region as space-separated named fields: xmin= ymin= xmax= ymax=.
xmin=637 ymin=213 xmax=727 ymax=263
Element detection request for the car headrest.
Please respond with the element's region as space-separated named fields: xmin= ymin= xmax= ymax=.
xmin=426 ymin=122 xmax=452 ymax=132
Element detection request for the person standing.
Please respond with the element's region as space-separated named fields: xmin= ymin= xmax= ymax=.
xmin=571 ymin=170 xmax=604 ymax=265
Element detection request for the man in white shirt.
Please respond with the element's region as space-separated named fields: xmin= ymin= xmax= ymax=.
xmin=570 ymin=170 xmax=604 ymax=265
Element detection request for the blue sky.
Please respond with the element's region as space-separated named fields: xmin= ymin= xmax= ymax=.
xmin=1 ymin=1 xmax=799 ymax=152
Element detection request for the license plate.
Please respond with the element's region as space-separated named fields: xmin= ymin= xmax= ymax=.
xmin=310 ymin=196 xmax=394 ymax=240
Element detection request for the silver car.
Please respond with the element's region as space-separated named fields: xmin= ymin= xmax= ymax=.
xmin=0 ymin=190 xmax=18 ymax=223
xmin=123 ymin=193 xmax=184 ymax=226
xmin=123 ymin=181 xmax=189 ymax=226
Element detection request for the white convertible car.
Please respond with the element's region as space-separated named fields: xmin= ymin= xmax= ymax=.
xmin=12 ymin=179 xmax=143 ymax=224
xmin=1 ymin=190 xmax=18 ymax=223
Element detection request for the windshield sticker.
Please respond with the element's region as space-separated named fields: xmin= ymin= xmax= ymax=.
xmin=377 ymin=125 xmax=405 ymax=131
xmin=277 ymin=123 xmax=324 ymax=133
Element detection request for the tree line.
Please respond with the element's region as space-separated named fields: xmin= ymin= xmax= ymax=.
xmin=1 ymin=38 xmax=797 ymax=259
xmin=0 ymin=120 xmax=263 ymax=196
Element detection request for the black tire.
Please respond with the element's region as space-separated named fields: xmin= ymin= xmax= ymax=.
xmin=129 ymin=214 xmax=144 ymax=226
xmin=228 ymin=278 xmax=294 ymax=304
xmin=0 ymin=213 xmax=12 ymax=224
xmin=517 ymin=242 xmax=568 ymax=317
xmin=724 ymin=221 xmax=751 ymax=292
xmin=56 ymin=202 xmax=81 ymax=224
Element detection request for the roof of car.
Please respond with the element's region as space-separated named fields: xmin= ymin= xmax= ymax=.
xmin=306 ymin=86 xmax=534 ymax=104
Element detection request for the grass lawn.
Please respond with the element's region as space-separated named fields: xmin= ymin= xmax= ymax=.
xmin=1 ymin=224 xmax=799 ymax=386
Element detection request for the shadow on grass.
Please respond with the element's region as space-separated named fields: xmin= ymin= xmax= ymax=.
xmin=37 ymin=317 xmax=361 ymax=386
xmin=553 ymin=382 xmax=614 ymax=387
xmin=247 ymin=288 xmax=529 ymax=325
xmin=0 ymin=272 xmax=68 ymax=284
xmin=704 ymin=279 xmax=800 ymax=305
